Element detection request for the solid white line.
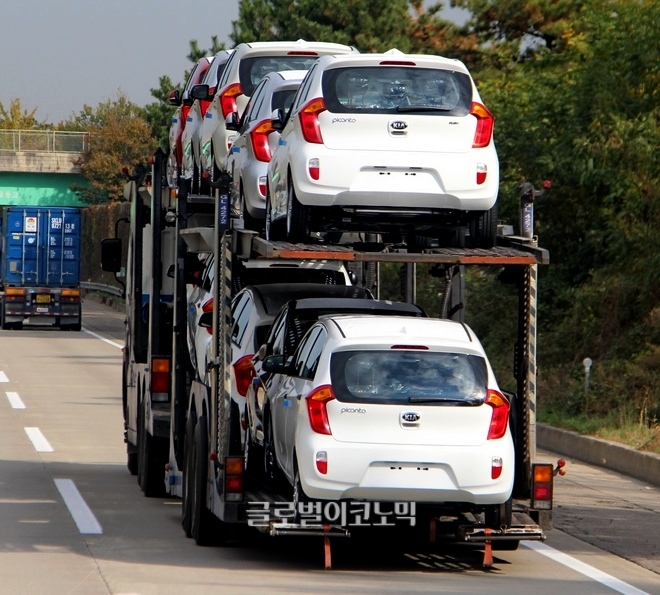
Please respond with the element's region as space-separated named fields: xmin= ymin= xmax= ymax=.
xmin=523 ymin=541 xmax=649 ymax=595
xmin=24 ymin=427 xmax=54 ymax=453
xmin=82 ymin=327 xmax=123 ymax=350
xmin=6 ymin=391 xmax=25 ymax=409
xmin=54 ymin=479 xmax=103 ymax=535
xmin=0 ymin=371 xmax=8 ymax=382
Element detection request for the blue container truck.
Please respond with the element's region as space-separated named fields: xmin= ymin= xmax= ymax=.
xmin=0 ymin=206 xmax=82 ymax=330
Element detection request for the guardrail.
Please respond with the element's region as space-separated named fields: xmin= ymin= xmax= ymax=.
xmin=81 ymin=282 xmax=124 ymax=298
xmin=0 ymin=130 xmax=89 ymax=153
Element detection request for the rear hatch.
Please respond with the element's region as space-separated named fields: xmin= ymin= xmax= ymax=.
xmin=327 ymin=349 xmax=492 ymax=447
xmin=319 ymin=65 xmax=476 ymax=154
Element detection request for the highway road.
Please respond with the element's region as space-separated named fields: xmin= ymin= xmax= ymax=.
xmin=0 ymin=297 xmax=658 ymax=594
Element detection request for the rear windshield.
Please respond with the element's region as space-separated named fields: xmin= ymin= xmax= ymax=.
xmin=331 ymin=350 xmax=487 ymax=405
xmin=239 ymin=56 xmax=320 ymax=96
xmin=322 ymin=66 xmax=472 ymax=116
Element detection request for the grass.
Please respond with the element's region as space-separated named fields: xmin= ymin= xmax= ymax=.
xmin=539 ymin=409 xmax=660 ymax=455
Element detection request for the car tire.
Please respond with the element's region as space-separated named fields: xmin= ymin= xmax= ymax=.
xmin=240 ymin=186 xmax=261 ymax=233
xmin=265 ymin=188 xmax=284 ymax=241
xmin=292 ymin=464 xmax=310 ymax=522
xmin=286 ymin=183 xmax=310 ymax=243
xmin=469 ymin=202 xmax=498 ymax=249
xmin=263 ymin=414 xmax=284 ymax=488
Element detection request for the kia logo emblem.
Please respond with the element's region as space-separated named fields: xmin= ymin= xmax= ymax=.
xmin=390 ymin=120 xmax=408 ymax=130
xmin=401 ymin=412 xmax=420 ymax=422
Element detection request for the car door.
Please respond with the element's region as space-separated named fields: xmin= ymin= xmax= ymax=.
xmin=276 ymin=326 xmax=327 ymax=481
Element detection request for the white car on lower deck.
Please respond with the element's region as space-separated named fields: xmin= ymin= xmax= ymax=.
xmin=266 ymin=49 xmax=499 ymax=248
xmin=263 ymin=315 xmax=514 ymax=510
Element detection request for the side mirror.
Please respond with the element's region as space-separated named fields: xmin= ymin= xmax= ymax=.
xmin=100 ymin=238 xmax=122 ymax=272
xmin=199 ymin=311 xmax=213 ymax=329
xmin=270 ymin=108 xmax=285 ymax=132
xmin=262 ymin=354 xmax=288 ymax=374
xmin=190 ymin=84 xmax=210 ymax=101
xmin=168 ymin=89 xmax=181 ymax=107
xmin=225 ymin=111 xmax=240 ymax=131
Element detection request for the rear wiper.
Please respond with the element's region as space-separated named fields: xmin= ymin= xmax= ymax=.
xmin=408 ymin=396 xmax=481 ymax=404
xmin=396 ymin=105 xmax=452 ymax=113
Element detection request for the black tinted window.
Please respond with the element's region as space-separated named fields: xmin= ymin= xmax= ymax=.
xmin=331 ymin=351 xmax=487 ymax=405
xmin=322 ymin=66 xmax=472 ymax=115
xmin=239 ymin=56 xmax=319 ymax=96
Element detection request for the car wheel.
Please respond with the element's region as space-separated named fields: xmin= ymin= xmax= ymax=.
xmin=286 ymin=183 xmax=310 ymax=243
xmin=292 ymin=464 xmax=309 ymax=522
xmin=265 ymin=188 xmax=284 ymax=241
xmin=469 ymin=202 xmax=498 ymax=248
xmin=263 ymin=415 xmax=284 ymax=487
xmin=240 ymin=186 xmax=261 ymax=233
xmin=437 ymin=226 xmax=467 ymax=249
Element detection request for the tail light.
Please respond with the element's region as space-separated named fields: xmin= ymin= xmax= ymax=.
xmin=234 ymin=354 xmax=255 ymax=397
xmin=306 ymin=385 xmax=335 ymax=435
xmin=202 ymin=298 xmax=214 ymax=335
xmin=299 ymin=98 xmax=326 ymax=144
xmin=477 ymin=162 xmax=487 ymax=185
xmin=470 ymin=102 xmax=494 ymax=148
xmin=224 ymin=456 xmax=244 ymax=501
xmin=220 ymin=83 xmax=243 ymax=119
xmin=485 ymin=389 xmax=509 ymax=440
xmin=250 ymin=119 xmax=275 ymax=162
xmin=151 ymin=357 xmax=170 ymax=402
xmin=308 ymin=158 xmax=320 ymax=180
xmin=531 ymin=463 xmax=554 ymax=509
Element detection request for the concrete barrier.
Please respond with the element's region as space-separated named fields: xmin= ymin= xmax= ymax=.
xmin=537 ymin=423 xmax=660 ymax=487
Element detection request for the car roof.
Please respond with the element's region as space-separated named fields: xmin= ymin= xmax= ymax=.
xmin=244 ymin=283 xmax=370 ymax=316
xmin=312 ymin=48 xmax=468 ymax=74
xmin=323 ymin=315 xmax=481 ymax=350
xmin=267 ymin=69 xmax=308 ymax=82
xmin=235 ymin=40 xmax=357 ymax=54
xmin=288 ymin=298 xmax=424 ymax=317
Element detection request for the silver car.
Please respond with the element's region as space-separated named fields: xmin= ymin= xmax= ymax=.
xmin=223 ymin=70 xmax=307 ymax=231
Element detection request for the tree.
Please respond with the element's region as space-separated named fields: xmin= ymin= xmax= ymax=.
xmin=67 ymin=93 xmax=157 ymax=204
xmin=0 ymin=98 xmax=44 ymax=129
xmin=231 ymin=0 xmax=415 ymax=52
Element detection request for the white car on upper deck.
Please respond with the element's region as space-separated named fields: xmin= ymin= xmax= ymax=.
xmin=266 ymin=49 xmax=499 ymax=248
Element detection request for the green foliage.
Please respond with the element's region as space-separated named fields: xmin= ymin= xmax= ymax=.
xmin=65 ymin=93 xmax=157 ymax=204
xmin=0 ymin=98 xmax=44 ymax=129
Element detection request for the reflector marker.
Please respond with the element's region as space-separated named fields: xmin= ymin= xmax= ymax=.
xmin=54 ymin=479 xmax=103 ymax=535
xmin=6 ymin=391 xmax=25 ymax=409
xmin=24 ymin=427 xmax=54 ymax=452
xmin=523 ymin=541 xmax=648 ymax=595
xmin=0 ymin=372 xmax=8 ymax=382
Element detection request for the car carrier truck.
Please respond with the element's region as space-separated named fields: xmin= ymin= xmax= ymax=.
xmin=1 ymin=206 xmax=82 ymax=330
xmin=101 ymin=149 xmax=562 ymax=568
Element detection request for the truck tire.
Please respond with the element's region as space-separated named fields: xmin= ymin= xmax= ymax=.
xmin=181 ymin=414 xmax=196 ymax=538
xmin=191 ymin=415 xmax=224 ymax=545
xmin=137 ymin=398 xmax=167 ymax=498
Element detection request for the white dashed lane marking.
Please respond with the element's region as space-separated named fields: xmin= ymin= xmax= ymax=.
xmin=54 ymin=479 xmax=103 ymax=535
xmin=24 ymin=427 xmax=54 ymax=452
xmin=0 ymin=371 xmax=9 ymax=382
xmin=6 ymin=391 xmax=26 ymax=409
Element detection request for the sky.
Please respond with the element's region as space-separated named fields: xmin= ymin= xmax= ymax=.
xmin=0 ymin=0 xmax=467 ymax=125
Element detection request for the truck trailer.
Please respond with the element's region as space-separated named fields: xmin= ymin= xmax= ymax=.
xmin=1 ymin=206 xmax=82 ymax=331
xmin=102 ymin=150 xmax=560 ymax=568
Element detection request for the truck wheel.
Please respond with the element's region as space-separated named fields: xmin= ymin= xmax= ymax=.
xmin=468 ymin=203 xmax=498 ymax=249
xmin=286 ymin=184 xmax=310 ymax=243
xmin=181 ymin=414 xmax=196 ymax=538
xmin=191 ymin=415 xmax=223 ymax=545
xmin=126 ymin=448 xmax=138 ymax=476
xmin=137 ymin=398 xmax=167 ymax=498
